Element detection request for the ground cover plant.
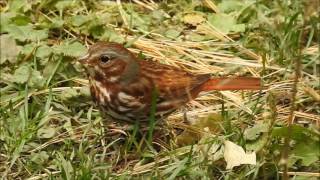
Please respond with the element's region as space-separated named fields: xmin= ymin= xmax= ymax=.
xmin=0 ymin=0 xmax=319 ymax=179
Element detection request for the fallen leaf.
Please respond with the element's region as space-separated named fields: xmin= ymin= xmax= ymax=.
xmin=183 ymin=13 xmax=205 ymax=26
xmin=224 ymin=140 xmax=256 ymax=169
xmin=30 ymin=151 xmax=49 ymax=164
xmin=37 ymin=126 xmax=56 ymax=139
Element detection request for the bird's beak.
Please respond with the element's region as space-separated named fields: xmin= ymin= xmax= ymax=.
xmin=78 ymin=53 xmax=90 ymax=64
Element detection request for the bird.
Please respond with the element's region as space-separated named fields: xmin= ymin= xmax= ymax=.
xmin=79 ymin=42 xmax=263 ymax=123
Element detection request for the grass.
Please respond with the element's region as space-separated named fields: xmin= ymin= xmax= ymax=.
xmin=0 ymin=0 xmax=319 ymax=179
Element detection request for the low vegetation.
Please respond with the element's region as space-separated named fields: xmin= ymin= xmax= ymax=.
xmin=0 ymin=0 xmax=319 ymax=179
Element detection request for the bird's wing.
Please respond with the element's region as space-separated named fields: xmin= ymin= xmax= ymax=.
xmin=139 ymin=60 xmax=210 ymax=100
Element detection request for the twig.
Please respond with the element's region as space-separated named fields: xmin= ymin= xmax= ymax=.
xmin=261 ymin=92 xmax=278 ymax=180
xmin=279 ymin=171 xmax=320 ymax=177
xmin=281 ymin=36 xmax=302 ymax=180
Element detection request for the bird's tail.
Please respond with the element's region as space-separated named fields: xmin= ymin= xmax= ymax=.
xmin=201 ymin=77 xmax=264 ymax=91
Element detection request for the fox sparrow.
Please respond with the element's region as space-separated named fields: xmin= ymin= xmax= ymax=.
xmin=79 ymin=42 xmax=262 ymax=123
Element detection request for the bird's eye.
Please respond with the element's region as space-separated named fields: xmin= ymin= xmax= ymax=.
xmin=100 ymin=54 xmax=111 ymax=63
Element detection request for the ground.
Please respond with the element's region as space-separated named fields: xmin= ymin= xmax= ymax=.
xmin=0 ymin=0 xmax=319 ymax=179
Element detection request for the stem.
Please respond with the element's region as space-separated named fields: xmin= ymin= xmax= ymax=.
xmin=281 ymin=39 xmax=302 ymax=180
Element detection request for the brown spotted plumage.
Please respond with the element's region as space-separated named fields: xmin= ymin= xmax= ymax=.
xmin=79 ymin=42 xmax=263 ymax=123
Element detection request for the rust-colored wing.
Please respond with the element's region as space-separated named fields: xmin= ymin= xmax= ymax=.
xmin=139 ymin=60 xmax=210 ymax=100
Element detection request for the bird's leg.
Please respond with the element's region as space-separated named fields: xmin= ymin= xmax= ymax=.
xmin=182 ymin=107 xmax=191 ymax=125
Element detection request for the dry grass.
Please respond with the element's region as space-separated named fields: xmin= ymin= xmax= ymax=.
xmin=0 ymin=0 xmax=319 ymax=179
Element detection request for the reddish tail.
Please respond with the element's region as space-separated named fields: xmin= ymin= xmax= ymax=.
xmin=201 ymin=77 xmax=263 ymax=91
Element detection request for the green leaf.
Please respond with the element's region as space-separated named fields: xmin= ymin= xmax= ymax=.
xmin=54 ymin=41 xmax=87 ymax=57
xmin=29 ymin=28 xmax=48 ymax=41
xmin=272 ymin=125 xmax=319 ymax=167
xmin=43 ymin=60 xmax=58 ymax=78
xmin=101 ymin=29 xmax=125 ymax=44
xmin=244 ymin=123 xmax=268 ymax=140
xmin=245 ymin=135 xmax=268 ymax=151
xmin=50 ymin=17 xmax=64 ymax=29
xmin=55 ymin=1 xmax=74 ymax=11
xmin=122 ymin=10 xmax=151 ymax=31
xmin=88 ymin=25 xmax=105 ymax=39
xmin=291 ymin=141 xmax=319 ymax=166
xmin=58 ymin=87 xmax=91 ymax=102
xmin=217 ymin=1 xmax=246 ymax=13
xmin=7 ymin=25 xmax=48 ymax=41
xmin=12 ymin=65 xmax=31 ymax=83
xmin=151 ymin=10 xmax=167 ymax=21
xmin=0 ymin=34 xmax=22 ymax=64
xmin=272 ymin=125 xmax=318 ymax=141
xmin=80 ymin=87 xmax=91 ymax=97
xmin=28 ymin=69 xmax=45 ymax=88
xmin=8 ymin=0 xmax=31 ymax=13
xmin=41 ymin=16 xmax=64 ymax=29
xmin=165 ymin=29 xmax=181 ymax=39
xmin=20 ymin=43 xmax=36 ymax=55
xmin=7 ymin=24 xmax=30 ymax=41
xmin=208 ymin=13 xmax=245 ymax=34
xmin=12 ymin=64 xmax=45 ymax=87
xmin=0 ymin=12 xmax=15 ymax=33
xmin=11 ymin=14 xmax=31 ymax=25
xmin=57 ymin=152 xmax=74 ymax=180
xmin=70 ymin=15 xmax=90 ymax=27
xmin=35 ymin=45 xmax=52 ymax=59
xmin=59 ymin=88 xmax=79 ymax=101
xmin=186 ymin=32 xmax=206 ymax=42
xmin=80 ymin=14 xmax=112 ymax=37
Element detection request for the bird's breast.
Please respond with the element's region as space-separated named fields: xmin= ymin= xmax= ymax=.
xmin=89 ymin=79 xmax=149 ymax=122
